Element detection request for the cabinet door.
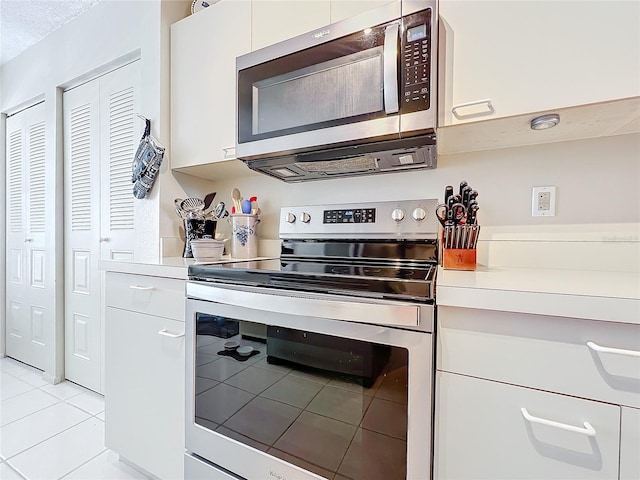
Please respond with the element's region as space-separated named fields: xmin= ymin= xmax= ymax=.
xmin=105 ymin=307 xmax=185 ymax=480
xmin=171 ymin=0 xmax=251 ymax=169
xmin=251 ymin=0 xmax=330 ymax=51
xmin=5 ymin=102 xmax=51 ymax=372
xmin=330 ymin=0 xmax=392 ymax=23
xmin=438 ymin=0 xmax=640 ymax=125
xmin=434 ymin=372 xmax=621 ymax=480
xmin=620 ymin=407 xmax=640 ymax=480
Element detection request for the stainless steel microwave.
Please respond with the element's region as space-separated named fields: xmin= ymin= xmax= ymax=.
xmin=236 ymin=0 xmax=438 ymax=182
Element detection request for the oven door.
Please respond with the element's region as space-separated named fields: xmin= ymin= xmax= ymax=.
xmin=185 ymin=282 xmax=434 ymax=480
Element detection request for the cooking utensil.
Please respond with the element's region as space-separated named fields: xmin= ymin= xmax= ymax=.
xmin=241 ymin=199 xmax=252 ymax=214
xmin=213 ymin=202 xmax=229 ymax=220
xmin=231 ymin=188 xmax=242 ymax=213
xmin=467 ymin=204 xmax=480 ymax=225
xmin=174 ymin=198 xmax=188 ymax=219
xmin=446 ymin=203 xmax=466 ymax=226
xmin=181 ymin=197 xmax=206 ymax=218
xmin=444 ymin=185 xmax=454 ymax=206
xmin=459 ymin=180 xmax=468 ymax=197
xmin=435 ymin=203 xmax=448 ymax=228
xmin=249 ymin=196 xmax=259 ymax=215
xmin=203 ymin=192 xmax=217 ymax=210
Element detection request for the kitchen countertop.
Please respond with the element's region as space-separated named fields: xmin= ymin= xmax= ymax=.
xmin=437 ymin=265 xmax=640 ymax=325
xmin=99 ymin=255 xmax=274 ymax=279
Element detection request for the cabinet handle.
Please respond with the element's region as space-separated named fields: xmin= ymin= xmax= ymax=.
xmin=451 ymin=98 xmax=495 ymax=119
xmin=158 ymin=329 xmax=185 ymax=338
xmin=586 ymin=341 xmax=640 ymax=358
xmin=222 ymin=146 xmax=236 ymax=158
xmin=99 ymin=237 xmax=110 ymax=242
xmin=520 ymin=408 xmax=596 ymax=437
xmin=24 ymin=237 xmax=33 ymax=243
xmin=129 ymin=285 xmax=155 ymax=291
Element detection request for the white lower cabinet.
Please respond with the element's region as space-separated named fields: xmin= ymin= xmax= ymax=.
xmin=435 ymin=372 xmax=620 ymax=480
xmin=620 ymin=407 xmax=640 ymax=480
xmin=105 ymin=272 xmax=185 ymax=480
xmin=435 ymin=306 xmax=640 ymax=480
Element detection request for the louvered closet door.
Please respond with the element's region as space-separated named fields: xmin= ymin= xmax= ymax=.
xmin=5 ymin=102 xmax=50 ymax=371
xmin=99 ymin=61 xmax=140 ymax=261
xmin=63 ymin=61 xmax=139 ymax=393
xmin=64 ymin=80 xmax=102 ymax=392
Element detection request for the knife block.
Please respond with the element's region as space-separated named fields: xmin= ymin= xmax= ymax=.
xmin=442 ymin=248 xmax=477 ymax=271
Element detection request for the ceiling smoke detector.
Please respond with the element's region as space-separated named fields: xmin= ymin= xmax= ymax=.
xmin=530 ymin=114 xmax=560 ymax=131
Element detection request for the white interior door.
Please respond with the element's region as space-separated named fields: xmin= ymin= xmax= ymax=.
xmin=63 ymin=60 xmax=139 ymax=393
xmin=63 ymin=81 xmax=102 ymax=392
xmin=5 ymin=102 xmax=50 ymax=371
xmin=99 ymin=62 xmax=140 ymax=262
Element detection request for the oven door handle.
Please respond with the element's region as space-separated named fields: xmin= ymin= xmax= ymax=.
xmin=383 ymin=22 xmax=400 ymax=114
xmin=187 ymin=282 xmax=423 ymax=327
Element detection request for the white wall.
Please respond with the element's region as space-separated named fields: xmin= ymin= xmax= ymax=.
xmin=0 ymin=0 xmax=191 ymax=376
xmin=204 ymin=133 xmax=640 ymax=241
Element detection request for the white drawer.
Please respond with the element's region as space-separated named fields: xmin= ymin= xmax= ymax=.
xmin=435 ymin=372 xmax=621 ymax=480
xmin=105 ymin=272 xmax=185 ymax=321
xmin=437 ymin=306 xmax=640 ymax=408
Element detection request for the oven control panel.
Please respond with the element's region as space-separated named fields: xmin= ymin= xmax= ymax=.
xmin=323 ymin=208 xmax=376 ymax=224
xmin=280 ymin=199 xmax=439 ymax=239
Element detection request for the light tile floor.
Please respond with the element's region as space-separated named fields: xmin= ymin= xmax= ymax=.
xmin=0 ymin=357 xmax=150 ymax=480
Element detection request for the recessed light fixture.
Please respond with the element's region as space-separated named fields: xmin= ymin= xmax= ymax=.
xmin=530 ymin=114 xmax=560 ymax=130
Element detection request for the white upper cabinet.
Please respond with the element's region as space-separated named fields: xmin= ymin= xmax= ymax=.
xmin=171 ymin=0 xmax=251 ymax=169
xmin=438 ymin=0 xmax=640 ymax=125
xmin=251 ymin=0 xmax=330 ymax=51
xmin=330 ymin=0 xmax=393 ymax=23
xmin=250 ymin=0 xmax=393 ymax=51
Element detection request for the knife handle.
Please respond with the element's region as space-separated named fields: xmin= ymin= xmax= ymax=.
xmin=459 ymin=180 xmax=468 ymax=197
xmin=444 ymin=185 xmax=454 ymax=205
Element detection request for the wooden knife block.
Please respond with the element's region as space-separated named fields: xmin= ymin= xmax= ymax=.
xmin=443 ymin=248 xmax=477 ymax=271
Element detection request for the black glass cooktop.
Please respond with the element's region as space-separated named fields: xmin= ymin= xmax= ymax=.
xmin=188 ymin=259 xmax=435 ymax=302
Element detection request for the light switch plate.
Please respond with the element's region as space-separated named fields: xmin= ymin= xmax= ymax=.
xmin=532 ymin=186 xmax=556 ymax=216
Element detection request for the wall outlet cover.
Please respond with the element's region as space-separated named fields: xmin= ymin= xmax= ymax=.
xmin=532 ymin=186 xmax=556 ymax=216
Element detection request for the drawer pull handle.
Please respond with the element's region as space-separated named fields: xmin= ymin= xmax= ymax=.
xmin=451 ymin=98 xmax=495 ymax=119
xmin=521 ymin=408 xmax=596 ymax=437
xmin=587 ymin=341 xmax=640 ymax=358
xmin=158 ymin=329 xmax=185 ymax=338
xmin=129 ymin=285 xmax=155 ymax=291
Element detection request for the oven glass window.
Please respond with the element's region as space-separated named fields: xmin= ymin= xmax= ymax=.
xmin=194 ymin=314 xmax=408 ymax=480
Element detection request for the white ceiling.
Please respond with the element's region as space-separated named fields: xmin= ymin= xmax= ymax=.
xmin=0 ymin=0 xmax=102 ymax=65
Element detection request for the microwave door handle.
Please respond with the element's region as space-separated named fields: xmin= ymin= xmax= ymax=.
xmin=383 ymin=22 xmax=400 ymax=114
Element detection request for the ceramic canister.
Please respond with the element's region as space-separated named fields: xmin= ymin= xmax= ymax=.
xmin=230 ymin=214 xmax=260 ymax=258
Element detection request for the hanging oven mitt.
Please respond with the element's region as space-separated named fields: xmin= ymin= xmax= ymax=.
xmin=132 ymin=118 xmax=165 ymax=199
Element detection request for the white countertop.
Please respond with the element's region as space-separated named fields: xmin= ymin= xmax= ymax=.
xmin=437 ymin=265 xmax=640 ymax=325
xmin=99 ymin=256 xmax=274 ymax=279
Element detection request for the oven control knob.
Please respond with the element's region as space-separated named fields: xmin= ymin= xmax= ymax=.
xmin=301 ymin=212 xmax=311 ymax=223
xmin=412 ymin=207 xmax=427 ymax=222
xmin=391 ymin=208 xmax=405 ymax=223
xmin=286 ymin=212 xmax=296 ymax=223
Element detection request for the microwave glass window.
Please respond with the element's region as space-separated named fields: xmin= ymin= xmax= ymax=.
xmin=252 ymin=48 xmax=384 ymax=135
xmin=193 ymin=314 xmax=409 ymax=480
xmin=407 ymin=23 xmax=427 ymax=42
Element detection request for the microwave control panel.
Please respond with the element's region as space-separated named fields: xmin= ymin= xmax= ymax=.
xmin=401 ymin=9 xmax=432 ymax=114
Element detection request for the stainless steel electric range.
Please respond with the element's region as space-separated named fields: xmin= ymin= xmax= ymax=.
xmin=185 ymin=199 xmax=439 ymax=480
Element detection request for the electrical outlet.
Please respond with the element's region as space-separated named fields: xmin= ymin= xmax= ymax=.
xmin=532 ymin=186 xmax=556 ymax=216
